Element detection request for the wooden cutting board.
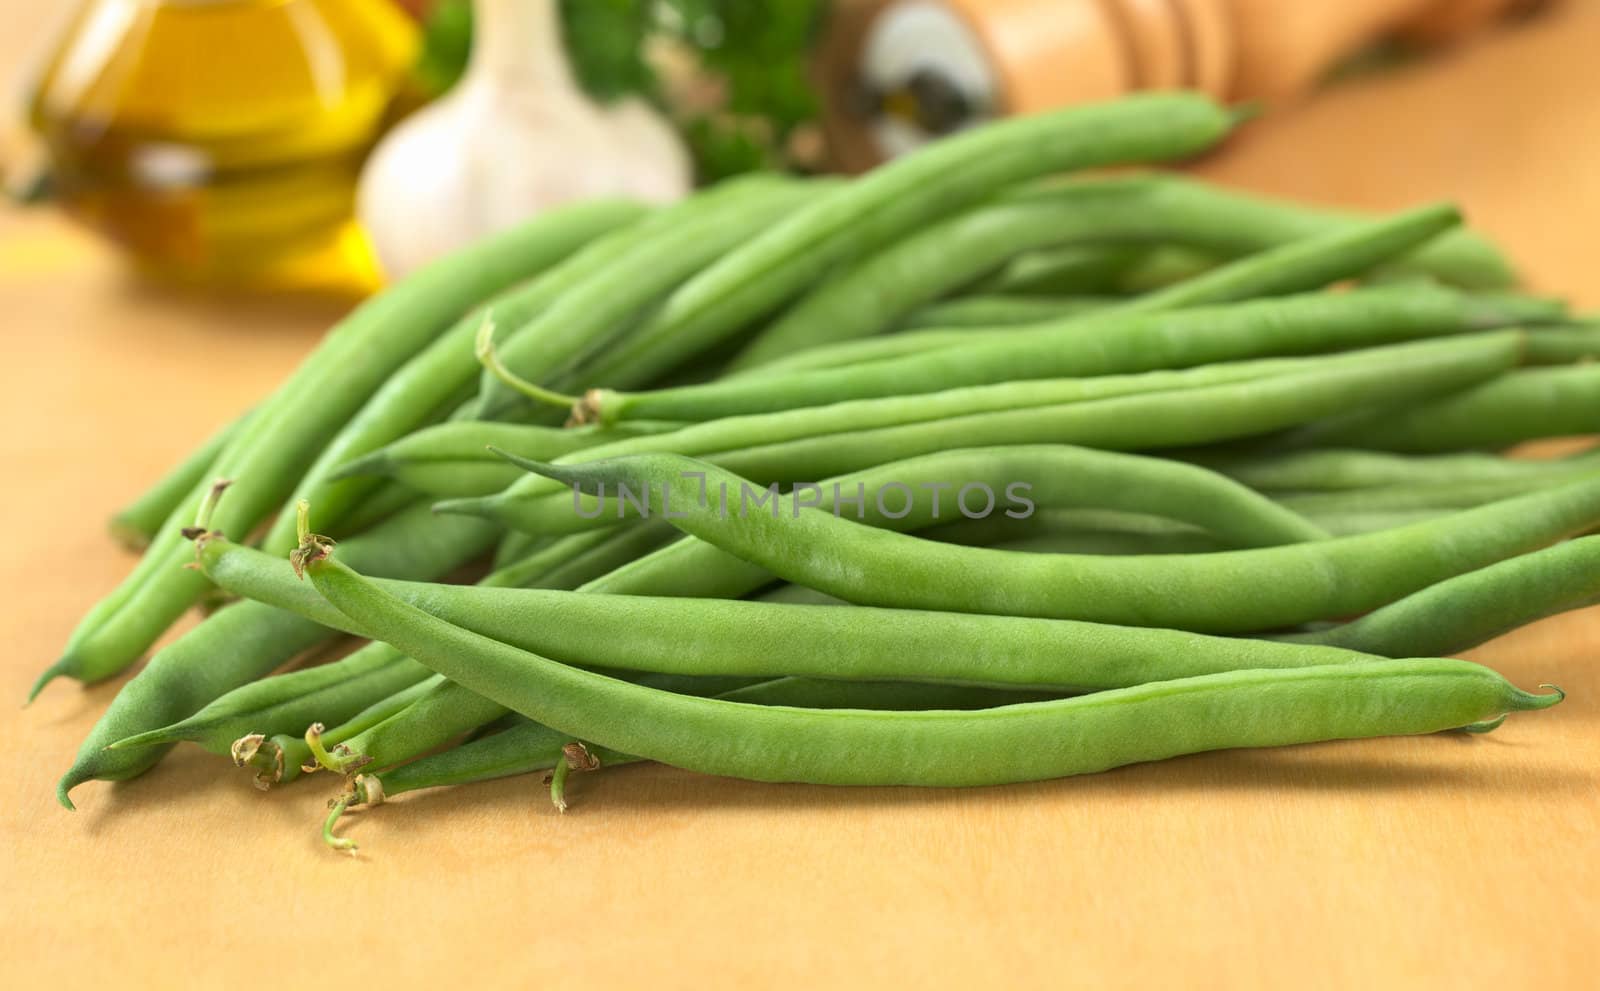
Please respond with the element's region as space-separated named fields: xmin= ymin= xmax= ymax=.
xmin=2 ymin=2 xmax=1595 ymax=987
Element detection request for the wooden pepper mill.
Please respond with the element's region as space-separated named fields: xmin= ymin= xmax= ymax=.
xmin=818 ymin=0 xmax=1548 ymax=169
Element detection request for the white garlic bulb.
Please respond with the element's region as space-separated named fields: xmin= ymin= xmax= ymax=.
xmin=359 ymin=0 xmax=690 ymax=279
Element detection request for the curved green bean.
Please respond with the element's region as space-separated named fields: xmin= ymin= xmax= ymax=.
xmin=230 ymin=525 xmax=674 ymax=787
xmin=1198 ymin=446 xmax=1600 ymax=492
xmin=196 ymin=532 xmax=1374 ymax=703
xmin=727 ymin=187 xmax=1463 ymax=370
xmin=449 ymin=334 xmax=1521 ymax=535
xmin=303 ymin=551 xmax=1561 ymax=789
xmin=574 ymin=93 xmax=1237 ymax=390
xmin=575 ymin=285 xmax=1551 ymax=425
xmin=511 ymin=451 xmax=1600 ymax=632
xmin=981 ymin=243 xmax=1176 ymax=296
xmin=1301 ymin=364 xmax=1600 ymax=452
xmin=1279 ymin=536 xmax=1600 ymax=657
xmin=902 ymin=295 xmax=1117 ymax=329
xmin=728 ymin=327 xmax=984 ymax=379
xmin=238 ymin=673 xmax=442 ymax=789
xmin=475 ymin=177 xmax=826 ymax=420
xmin=331 ymin=419 xmax=684 ymax=499
xmin=1117 ymin=203 xmax=1462 ymax=314
xmin=455 ymin=444 xmax=1324 ymax=546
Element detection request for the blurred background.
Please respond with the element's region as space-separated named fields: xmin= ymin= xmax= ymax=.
xmin=1 ymin=0 xmax=1596 ymax=302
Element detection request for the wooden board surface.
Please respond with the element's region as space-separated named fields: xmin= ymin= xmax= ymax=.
xmin=2 ymin=3 xmax=1597 ymax=987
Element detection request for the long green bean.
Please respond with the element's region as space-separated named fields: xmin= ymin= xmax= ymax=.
xmin=1300 ymin=364 xmax=1600 ymax=452
xmin=726 ymin=186 xmax=1463 ymax=369
xmin=475 ymin=177 xmax=827 ymax=420
xmin=1198 ymin=446 xmax=1600 ymax=492
xmin=573 ymin=93 xmax=1237 ymax=389
xmin=302 ymin=551 xmax=1561 ymax=790
xmin=331 ymin=420 xmax=684 ymax=498
xmin=447 ymin=333 xmax=1521 ymax=535
xmin=1279 ymin=536 xmax=1600 ymax=656
xmin=510 ymin=451 xmax=1600 ymax=632
xmin=573 ymin=285 xmax=1552 ymax=425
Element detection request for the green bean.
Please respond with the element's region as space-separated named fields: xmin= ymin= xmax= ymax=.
xmin=310 ymin=677 xmax=511 ymax=776
xmin=449 ymin=333 xmax=1521 ymax=536
xmin=1523 ymin=324 xmax=1600 ymax=364
xmin=1279 ymin=536 xmax=1600 ymax=657
xmin=1276 ymin=475 xmax=1585 ymax=521
xmin=732 ymin=176 xmax=1502 ymax=369
xmin=1116 ymin=203 xmax=1463 ymax=314
xmin=728 ymin=327 xmax=981 ymax=379
xmin=302 ymin=551 xmax=1562 ymax=789
xmin=37 ymin=200 xmax=638 ymax=698
xmin=492 ymin=530 xmax=548 ymax=571
xmin=719 ymin=679 xmax=1065 ymax=710
xmin=573 ymin=93 xmax=1237 ymax=390
xmin=475 ymin=177 xmax=828 ymax=420
xmin=324 ymin=483 xmax=424 ymax=539
xmin=107 ymin=647 xmax=430 ymax=756
xmin=754 ymin=584 xmax=848 ymax=605
xmin=922 ymin=508 xmax=1228 ymax=555
xmin=512 ymin=451 xmax=1600 ymax=632
xmin=503 ymin=444 xmax=1326 ymax=546
xmin=1112 ymin=245 xmax=1223 ymax=293
xmin=978 ymin=243 xmax=1157 ymax=296
xmin=264 ymin=210 xmax=663 ymax=554
xmin=497 ymin=522 xmax=680 ymax=590
xmin=229 ymin=525 xmax=674 ymax=787
xmin=728 ymin=182 xmax=1468 ymax=369
xmin=110 ymin=410 xmax=248 ymax=551
xmin=901 ymin=295 xmax=1117 ymax=329
xmin=1012 ymin=179 xmax=1512 ymax=290
xmin=723 ymin=178 xmax=1202 ymax=366
xmin=1300 ymin=364 xmax=1600 ymax=452
xmin=573 ymin=285 xmax=1552 ymax=425
xmin=331 ymin=420 xmax=684 ymax=499
xmin=329 ymin=673 xmax=1035 ymax=847
xmin=1197 ymin=446 xmax=1600 ymax=492
xmin=239 ymin=673 xmax=442 ymax=789
xmin=199 ymin=530 xmax=1375 ymax=705
xmin=55 ymin=503 xmax=498 ymax=808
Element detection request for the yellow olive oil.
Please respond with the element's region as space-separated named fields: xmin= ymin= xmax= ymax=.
xmin=28 ymin=0 xmax=418 ymax=291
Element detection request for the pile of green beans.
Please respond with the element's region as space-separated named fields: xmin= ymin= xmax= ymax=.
xmin=46 ymin=92 xmax=1591 ymax=853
